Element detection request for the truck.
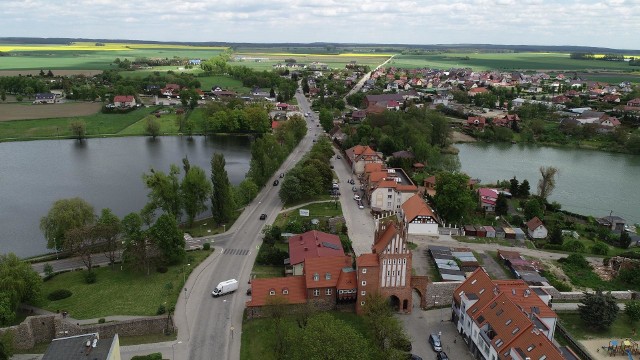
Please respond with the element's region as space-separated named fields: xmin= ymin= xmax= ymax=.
xmin=211 ymin=279 xmax=239 ymax=297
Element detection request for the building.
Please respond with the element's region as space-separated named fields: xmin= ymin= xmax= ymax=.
xmin=286 ymin=230 xmax=345 ymax=276
xmin=478 ymin=188 xmax=499 ymax=212
xmin=33 ymin=92 xmax=56 ymax=104
xmin=400 ymin=193 xmax=439 ymax=235
xmin=597 ymin=215 xmax=626 ymax=232
xmin=365 ymin=168 xmax=418 ymax=213
xmin=42 ymin=333 xmax=121 ymax=360
xmin=363 ymin=93 xmax=404 ymax=108
xmin=452 ymin=268 xmax=569 ymax=360
xmin=344 ymin=145 xmax=385 ymax=175
xmin=113 ymin=95 xmax=136 ymax=108
xmin=526 ymin=216 xmax=548 ymax=239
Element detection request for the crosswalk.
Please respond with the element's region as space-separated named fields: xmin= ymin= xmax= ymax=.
xmin=222 ymin=248 xmax=250 ymax=256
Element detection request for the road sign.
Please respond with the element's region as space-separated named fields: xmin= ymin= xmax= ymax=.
xmin=299 ymin=209 xmax=310 ymax=217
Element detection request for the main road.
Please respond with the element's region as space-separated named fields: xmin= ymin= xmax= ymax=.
xmin=169 ymin=91 xmax=323 ymax=360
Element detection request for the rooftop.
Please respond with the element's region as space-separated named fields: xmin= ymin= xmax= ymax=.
xmin=42 ymin=333 xmax=118 ymax=360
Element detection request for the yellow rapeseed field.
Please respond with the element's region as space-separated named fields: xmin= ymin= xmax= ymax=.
xmin=0 ymin=42 xmax=228 ymax=52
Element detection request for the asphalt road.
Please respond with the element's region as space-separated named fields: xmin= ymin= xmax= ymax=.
xmin=172 ymin=90 xmax=324 ymax=360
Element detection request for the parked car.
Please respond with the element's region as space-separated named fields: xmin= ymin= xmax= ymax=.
xmin=280 ymin=173 xmax=285 ymax=178
xmin=246 ymin=288 xmax=252 ymax=296
xmin=259 ymin=214 xmax=267 ymax=220
xmin=358 ymin=202 xmax=364 ymax=209
xmin=330 ymin=165 xmax=334 ymax=169
xmin=273 ymin=180 xmax=279 ymax=186
xmin=409 ymin=355 xmax=423 ymax=360
xmin=352 ymin=186 xmax=357 ymax=192
xmin=429 ymin=334 xmax=442 ymax=352
xmin=336 ymin=155 xmax=341 ymax=159
xmin=354 ymin=195 xmax=361 ymax=201
xmin=436 ymin=352 xmax=448 ymax=360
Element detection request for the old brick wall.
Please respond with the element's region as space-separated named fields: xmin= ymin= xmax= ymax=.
xmin=0 ymin=315 xmax=57 ymax=350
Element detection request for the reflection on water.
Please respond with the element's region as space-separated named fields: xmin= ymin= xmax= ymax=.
xmin=0 ymin=136 xmax=251 ymax=258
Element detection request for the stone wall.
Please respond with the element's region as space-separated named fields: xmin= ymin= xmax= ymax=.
xmin=425 ymin=281 xmax=463 ymax=308
xmin=0 ymin=314 xmax=169 ymax=350
xmin=541 ymin=287 xmax=634 ymax=301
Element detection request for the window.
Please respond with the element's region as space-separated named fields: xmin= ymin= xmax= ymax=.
xmin=313 ymin=289 xmax=320 ymax=296
xmin=361 ymin=281 xmax=366 ymax=286
xmin=387 ymin=271 xmax=390 ymax=276
xmin=496 ymin=309 xmax=504 ymax=316
xmin=539 ymin=356 xmax=547 ymax=360
xmin=388 ymin=188 xmax=392 ymax=192
xmin=392 ymin=271 xmax=395 ymax=276
xmin=387 ymin=202 xmax=392 ymax=207
xmin=313 ymin=273 xmax=319 ymax=281
xmin=479 ymin=288 xmax=485 ymax=294
xmin=511 ymin=327 xmax=520 ymax=335
xmin=325 ymin=272 xmax=331 ymax=280
xmin=527 ymin=344 xmax=535 ymax=351
xmin=325 ymin=288 xmax=332 ymax=295
xmin=269 ymin=289 xmax=276 ymax=296
xmin=338 ymin=290 xmax=343 ymax=294
xmin=362 ymin=268 xmax=367 ymax=274
xmin=403 ymin=258 xmax=406 ymax=264
xmin=495 ymin=339 xmax=504 ymax=348
xmin=361 ymin=301 xmax=365 ymax=306
xmin=282 ymin=289 xmax=289 ymax=295
xmin=505 ymin=319 xmax=512 ymax=325
xmin=361 ymin=291 xmax=366 ymax=296
xmin=471 ymin=279 xmax=477 ymax=285
xmin=387 ymin=195 xmax=392 ymax=199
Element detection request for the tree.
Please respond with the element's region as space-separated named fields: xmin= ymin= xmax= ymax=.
xmin=40 ymin=197 xmax=95 ymax=251
xmin=509 ymin=177 xmax=519 ymax=197
xmin=150 ymin=214 xmax=185 ymax=265
xmin=142 ymin=165 xmax=182 ymax=220
xmin=69 ymin=120 xmax=86 ymax=141
xmin=362 ymin=292 xmax=411 ymax=357
xmin=625 ymin=300 xmax=640 ymax=323
xmin=319 ymin=108 xmax=333 ymax=132
xmin=495 ymin=193 xmax=509 ymax=216
xmin=210 ymin=153 xmax=234 ymax=225
xmin=65 ymin=224 xmax=100 ymax=273
xmin=518 ymin=179 xmax=530 ymax=197
xmin=269 ymin=87 xmax=276 ymax=98
xmin=0 ymin=331 xmax=14 ymax=360
xmin=549 ymin=227 xmax=564 ymax=245
xmin=433 ymin=172 xmax=476 ymax=224
xmin=287 ymin=313 xmax=373 ymax=360
xmin=579 ymin=290 xmax=619 ymax=331
xmin=0 ymin=254 xmax=41 ymax=326
xmin=537 ymin=166 xmax=559 ymax=200
xmin=524 ymin=197 xmax=544 ymax=220
xmin=620 ymin=231 xmax=633 ymax=249
xmin=122 ymin=212 xmax=150 ymax=274
xmin=144 ymin=116 xmax=161 ymax=139
xmin=96 ymin=208 xmax=121 ymax=268
xmin=181 ymin=165 xmax=212 ymax=227
xmin=233 ymin=179 xmax=259 ymax=206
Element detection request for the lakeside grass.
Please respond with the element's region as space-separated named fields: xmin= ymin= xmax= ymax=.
xmin=37 ymin=249 xmax=212 ymax=319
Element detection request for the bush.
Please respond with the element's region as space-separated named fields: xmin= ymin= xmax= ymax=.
xmin=48 ymin=289 xmax=72 ymax=301
xmin=203 ymin=242 xmax=211 ymax=251
xmin=256 ymin=244 xmax=288 ymax=266
xmin=43 ymin=263 xmax=54 ymax=278
xmin=156 ymin=266 xmax=168 ymax=274
xmin=543 ymin=243 xmax=563 ymax=251
xmin=156 ymin=304 xmax=166 ymax=315
xmin=559 ymin=253 xmax=590 ymax=268
xmin=590 ymin=241 xmax=609 ymax=255
xmin=131 ymin=354 xmax=163 ymax=360
xmin=562 ymin=240 xmax=586 ymax=253
xmin=83 ymin=271 xmax=97 ymax=284
xmin=98 ymin=318 xmax=106 ymax=324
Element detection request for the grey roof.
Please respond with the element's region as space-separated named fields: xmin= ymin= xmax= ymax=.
xmin=428 ymin=245 xmax=451 ymax=252
xmin=455 ymin=256 xmax=478 ymax=262
xmin=35 ymin=92 xmax=55 ymax=99
xmin=452 ymin=251 xmax=474 ymax=258
xmin=532 ymin=287 xmax=548 ymax=296
xmin=441 ymin=273 xmax=466 ymax=281
xmin=42 ymin=334 xmax=117 ymax=360
xmin=432 ymin=253 xmax=454 ymax=261
xmin=513 ymin=228 xmax=526 ymax=234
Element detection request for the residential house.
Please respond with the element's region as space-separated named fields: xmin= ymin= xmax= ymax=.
xmin=344 ymin=145 xmax=385 ymax=175
xmin=161 ymin=83 xmax=181 ymax=97
xmin=113 ymin=95 xmax=136 ymax=108
xmin=400 ymin=194 xmax=439 ymax=235
xmin=525 ymin=216 xmax=548 ymax=239
xmin=42 ymin=333 xmax=120 ymax=360
xmin=627 ymin=98 xmax=640 ymax=107
xmin=33 ymin=92 xmax=56 ymax=104
xmin=492 ymin=114 xmax=520 ymax=128
xmin=597 ymin=215 xmax=626 ymax=232
xmin=351 ymin=110 xmax=367 ymax=122
xmin=363 ymin=94 xmax=404 ymax=108
xmin=468 ymin=87 xmax=489 ymax=97
xmin=467 ymin=116 xmax=486 ymax=130
xmin=478 ymin=188 xmax=499 ymax=212
xmin=286 ymin=230 xmax=345 ymax=276
xmin=365 ymin=168 xmax=417 ymax=213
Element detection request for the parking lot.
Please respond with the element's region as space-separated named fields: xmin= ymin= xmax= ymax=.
xmin=399 ymin=305 xmax=475 ymax=360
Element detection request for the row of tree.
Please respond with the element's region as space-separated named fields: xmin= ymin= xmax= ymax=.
xmin=279 ymin=137 xmax=334 ymax=204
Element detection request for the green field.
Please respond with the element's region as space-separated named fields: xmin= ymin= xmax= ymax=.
xmin=118 ymin=112 xmax=180 ymax=135
xmin=558 ymin=312 xmax=639 ymax=341
xmin=38 ymin=250 xmax=212 ymax=319
xmin=231 ymin=52 xmax=391 ymax=71
xmin=0 ymin=106 xmax=160 ymax=141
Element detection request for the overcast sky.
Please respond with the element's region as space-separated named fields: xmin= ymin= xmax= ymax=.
xmin=3 ymin=0 xmax=639 ymax=49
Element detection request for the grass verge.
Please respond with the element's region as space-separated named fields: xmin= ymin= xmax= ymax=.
xmin=275 ymin=200 xmax=342 ymax=228
xmin=37 ymin=249 xmax=212 ymax=319
xmin=558 ymin=311 xmax=639 ymax=340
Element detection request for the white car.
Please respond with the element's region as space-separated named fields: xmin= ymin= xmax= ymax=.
xmin=354 ymin=195 xmax=361 ymax=201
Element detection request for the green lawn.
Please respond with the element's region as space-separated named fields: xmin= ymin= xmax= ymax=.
xmin=37 ymin=249 xmax=212 ymax=319
xmin=240 ymin=312 xmax=371 ymax=360
xmin=275 ymin=201 xmax=342 ymax=227
xmin=252 ymin=265 xmax=284 ymax=279
xmin=558 ymin=312 xmax=639 ymax=340
xmin=0 ymin=106 xmax=159 ymax=141
xmin=198 ymin=75 xmax=251 ymax=93
xmin=117 ymin=113 xmax=180 ymax=135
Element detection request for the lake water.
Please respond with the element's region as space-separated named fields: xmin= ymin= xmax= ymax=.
xmin=456 ymin=142 xmax=640 ymax=226
xmin=0 ymin=136 xmax=251 ymax=258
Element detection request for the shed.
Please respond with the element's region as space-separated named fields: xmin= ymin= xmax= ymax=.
xmin=475 ymin=226 xmax=487 ymax=237
xmin=439 ymin=268 xmax=467 ymax=281
xmin=504 ymin=227 xmax=516 ymax=239
xmin=513 ymin=227 xmax=526 ymax=241
xmin=494 ymin=226 xmax=505 ymax=238
xmin=464 ymin=225 xmax=477 ymax=236
xmin=483 ymin=226 xmax=496 ymax=238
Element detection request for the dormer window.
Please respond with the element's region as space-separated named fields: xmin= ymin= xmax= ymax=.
xmin=269 ymin=288 xmax=276 ymax=296
xmin=282 ymin=288 xmax=289 ymax=295
xmin=313 ymin=273 xmax=319 ymax=281
xmin=325 ymin=272 xmax=331 ymax=280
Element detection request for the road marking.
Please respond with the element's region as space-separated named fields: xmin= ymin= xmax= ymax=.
xmin=222 ymin=248 xmax=250 ymax=256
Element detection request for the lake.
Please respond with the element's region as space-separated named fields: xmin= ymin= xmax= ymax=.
xmin=0 ymin=136 xmax=251 ymax=258
xmin=456 ymin=142 xmax=640 ymax=226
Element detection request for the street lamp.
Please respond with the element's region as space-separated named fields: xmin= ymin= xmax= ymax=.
xmin=222 ymin=224 xmax=226 ymax=233
xmin=183 ymin=263 xmax=191 ymax=286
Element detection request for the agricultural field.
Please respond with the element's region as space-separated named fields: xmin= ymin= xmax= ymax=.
xmin=231 ymin=52 xmax=392 ymax=71
xmin=0 ymin=102 xmax=103 ymax=122
xmin=0 ymin=41 xmax=225 ymax=70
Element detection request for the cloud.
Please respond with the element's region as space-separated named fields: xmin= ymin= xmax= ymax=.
xmin=1 ymin=0 xmax=639 ymax=48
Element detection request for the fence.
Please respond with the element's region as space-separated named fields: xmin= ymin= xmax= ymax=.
xmin=555 ymin=322 xmax=594 ymax=360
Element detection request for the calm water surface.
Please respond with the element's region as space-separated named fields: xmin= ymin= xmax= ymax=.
xmin=0 ymin=136 xmax=251 ymax=258
xmin=457 ymin=142 xmax=640 ymax=226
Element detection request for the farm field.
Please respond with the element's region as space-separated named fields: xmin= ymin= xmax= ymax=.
xmin=0 ymin=102 xmax=103 ymax=121
xmin=231 ymin=52 xmax=392 ymax=70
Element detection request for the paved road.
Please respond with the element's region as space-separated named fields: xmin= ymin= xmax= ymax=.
xmin=343 ymin=55 xmax=395 ymax=100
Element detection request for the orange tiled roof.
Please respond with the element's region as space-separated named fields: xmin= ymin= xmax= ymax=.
xmin=356 ymin=253 xmax=379 ymax=267
xmin=453 ymin=268 xmax=494 ymax=305
xmin=525 ymin=217 xmax=544 ymax=232
xmin=336 ymin=270 xmax=357 ymax=290
xmin=494 ymin=280 xmax=556 ymax=319
xmin=247 ymin=276 xmax=307 ymax=307
xmin=364 ymin=163 xmax=385 ymax=174
xmin=504 ymin=327 xmax=565 ymax=360
xmin=474 ymin=293 xmax=534 ymax=354
xmin=372 ymin=222 xmax=398 ymax=254
xmin=402 ymin=194 xmax=435 ymax=222
xmin=304 ymin=256 xmax=352 ymax=289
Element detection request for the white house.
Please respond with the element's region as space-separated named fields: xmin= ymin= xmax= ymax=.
xmin=400 ymin=193 xmax=439 ymax=235
xmin=526 ymin=216 xmax=548 ymax=239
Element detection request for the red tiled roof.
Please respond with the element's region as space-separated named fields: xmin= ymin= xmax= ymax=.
xmin=467 ymin=116 xmax=486 ymax=125
xmin=497 ymin=250 xmax=522 ymax=261
xmin=474 ymin=293 xmax=534 ymax=353
xmin=336 ymin=270 xmax=357 ymax=290
xmin=372 ymin=222 xmax=398 ymax=254
xmin=505 ymin=327 xmax=565 ymax=360
xmin=271 ymin=121 xmax=281 ymax=129
xmin=304 ymin=256 xmax=352 ymax=289
xmin=356 ymin=253 xmax=379 ymax=267
xmin=402 ymin=194 xmax=435 ymax=222
xmin=494 ymin=280 xmax=556 ymax=318
xmin=525 ymin=217 xmax=544 ymax=232
xmin=288 ymin=230 xmax=345 ymax=266
xmin=364 ymin=163 xmax=385 ymax=174
xmin=247 ymin=276 xmax=307 ymax=307
xmin=113 ymin=95 xmax=134 ymax=103
xmin=453 ymin=268 xmax=494 ymax=305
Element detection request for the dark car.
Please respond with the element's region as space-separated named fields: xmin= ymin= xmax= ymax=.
xmin=279 ymin=173 xmax=285 ymax=178
xmin=429 ymin=334 xmax=442 ymax=352
xmin=336 ymin=155 xmax=341 ymax=159
xmin=408 ymin=355 xmax=423 ymax=360
xmin=246 ymin=288 xmax=252 ymax=296
xmin=436 ymin=352 xmax=448 ymax=360
xmin=273 ymin=179 xmax=279 ymax=186
xmin=259 ymin=214 xmax=267 ymax=220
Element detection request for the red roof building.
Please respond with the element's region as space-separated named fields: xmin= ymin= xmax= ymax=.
xmin=400 ymin=194 xmax=439 ymax=235
xmin=246 ymin=276 xmax=307 ymax=307
xmin=288 ymin=231 xmax=345 ymax=276
xmin=467 ymin=116 xmax=486 ymax=129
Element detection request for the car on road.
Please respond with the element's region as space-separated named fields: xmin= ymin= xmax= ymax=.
xmin=354 ymin=195 xmax=361 ymax=201
xmin=280 ymin=173 xmax=285 ymax=178
xmin=336 ymin=155 xmax=341 ymax=159
xmin=429 ymin=333 xmax=442 ymax=352
xmin=259 ymin=214 xmax=267 ymax=220
xmin=358 ymin=202 xmax=364 ymax=209
xmin=436 ymin=352 xmax=448 ymax=360
xmin=273 ymin=179 xmax=279 ymax=186
xmin=409 ymin=355 xmax=423 ymax=360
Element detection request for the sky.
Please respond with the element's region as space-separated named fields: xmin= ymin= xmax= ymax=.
xmin=2 ymin=0 xmax=640 ymax=49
